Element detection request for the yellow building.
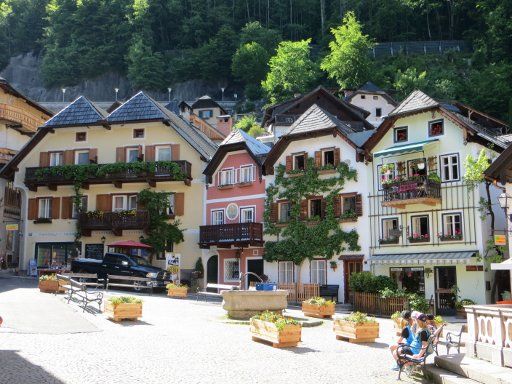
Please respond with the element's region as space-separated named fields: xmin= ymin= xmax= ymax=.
xmin=1 ymin=92 xmax=217 ymax=276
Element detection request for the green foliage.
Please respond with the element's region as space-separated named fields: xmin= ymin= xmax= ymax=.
xmin=262 ymin=39 xmax=319 ymax=104
xmin=344 ymin=311 xmax=377 ymax=324
xmin=240 ymin=21 xmax=281 ymax=52
xmin=39 ymin=274 xmax=57 ymax=281
xmin=408 ymin=293 xmax=430 ymax=313
xmin=232 ymin=42 xmax=269 ymax=85
xmin=390 ymin=311 xmax=401 ymax=320
xmin=166 ymin=282 xmax=188 ymax=289
xmin=380 ymin=287 xmax=408 ymax=298
xmin=455 ymin=298 xmax=475 ymax=310
xmin=393 ymin=67 xmax=428 ymax=99
xmin=233 ymin=114 xmax=266 ymax=137
xmin=127 ymin=34 xmax=166 ymax=90
xmin=463 ymin=149 xmax=492 ymax=191
xmin=137 ymin=188 xmax=184 ymax=254
xmin=263 ymin=158 xmax=359 ymax=265
xmin=194 ymin=258 xmax=203 ymax=275
xmin=304 ymin=297 xmax=335 ymax=306
xmin=108 ymin=296 xmax=143 ymax=307
xmin=251 ymin=311 xmax=299 ymax=331
xmin=320 ymin=12 xmax=375 ymax=89
xmin=349 ymin=272 xmax=397 ymax=293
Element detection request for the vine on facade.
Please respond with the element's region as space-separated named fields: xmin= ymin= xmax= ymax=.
xmin=263 ymin=158 xmax=360 ymax=265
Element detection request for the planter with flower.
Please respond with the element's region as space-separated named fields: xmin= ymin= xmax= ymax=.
xmin=408 ymin=233 xmax=430 ymax=243
xmin=250 ymin=311 xmax=301 ymax=348
xmin=455 ymin=299 xmax=475 ymax=319
xmin=497 ymin=291 xmax=512 ymax=305
xmin=379 ymin=236 xmax=399 ymax=245
xmin=302 ymin=297 xmax=336 ymax=318
xmin=105 ymin=296 xmax=143 ymax=322
xmin=333 ymin=311 xmax=379 ymax=343
xmin=438 ymin=230 xmax=462 ymax=241
xmin=166 ymin=282 xmax=188 ymax=298
xmin=38 ymin=274 xmax=61 ymax=293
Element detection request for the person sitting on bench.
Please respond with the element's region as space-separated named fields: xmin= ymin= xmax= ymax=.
xmin=390 ymin=310 xmax=415 ymax=371
xmin=397 ymin=313 xmax=430 ymax=367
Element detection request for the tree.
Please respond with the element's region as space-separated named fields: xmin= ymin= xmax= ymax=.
xmin=393 ymin=67 xmax=428 ymax=99
xmin=240 ymin=21 xmax=281 ymax=52
xmin=196 ymin=25 xmax=239 ymax=81
xmin=126 ymin=34 xmax=166 ymax=90
xmin=234 ymin=114 xmax=266 ymax=137
xmin=320 ymin=11 xmax=375 ymax=89
xmin=262 ymin=39 xmax=318 ymax=104
xmin=232 ymin=42 xmax=269 ymax=85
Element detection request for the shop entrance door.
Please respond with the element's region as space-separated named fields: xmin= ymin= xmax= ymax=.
xmin=344 ymin=259 xmax=363 ymax=303
xmin=206 ymin=256 xmax=218 ymax=292
xmin=435 ymin=266 xmax=457 ymax=315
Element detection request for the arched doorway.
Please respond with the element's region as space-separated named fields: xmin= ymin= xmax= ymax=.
xmin=207 ymin=255 xmax=218 ymax=285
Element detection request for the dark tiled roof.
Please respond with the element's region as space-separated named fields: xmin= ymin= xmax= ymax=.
xmin=164 ymin=100 xmax=180 ymax=115
xmin=389 ymin=90 xmax=438 ymax=116
xmin=221 ymin=129 xmax=270 ymax=156
xmin=43 ymin=96 xmax=106 ymax=128
xmin=106 ymin=100 xmax=123 ymax=114
xmin=191 ymin=95 xmax=227 ymax=114
xmin=285 ymin=104 xmax=355 ymax=137
xmin=358 ymin=81 xmax=383 ymax=93
xmin=107 ymin=91 xmax=167 ymax=123
xmin=453 ymin=112 xmax=507 ymax=150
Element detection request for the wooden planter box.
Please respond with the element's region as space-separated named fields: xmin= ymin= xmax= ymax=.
xmin=167 ymin=286 xmax=188 ymax=298
xmin=39 ymin=280 xmax=60 ymax=293
xmin=105 ymin=302 xmax=142 ymax=322
xmin=456 ymin=308 xmax=467 ymax=319
xmin=333 ymin=319 xmax=379 ymax=343
xmin=250 ymin=318 xmax=302 ymax=348
xmin=302 ymin=301 xmax=335 ymax=318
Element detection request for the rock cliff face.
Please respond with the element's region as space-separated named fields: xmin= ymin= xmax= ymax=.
xmin=1 ymin=53 xmax=234 ymax=103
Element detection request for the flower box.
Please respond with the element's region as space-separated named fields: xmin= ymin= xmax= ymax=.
xmin=167 ymin=286 xmax=188 ymax=298
xmin=38 ymin=279 xmax=60 ymax=293
xmin=333 ymin=318 xmax=379 ymax=343
xmin=250 ymin=318 xmax=302 ymax=348
xmin=105 ymin=301 xmax=142 ymax=322
xmin=379 ymin=238 xmax=399 ymax=245
xmin=408 ymin=237 xmax=430 ymax=243
xmin=439 ymin=235 xmax=463 ymax=241
xmin=302 ymin=301 xmax=335 ymax=318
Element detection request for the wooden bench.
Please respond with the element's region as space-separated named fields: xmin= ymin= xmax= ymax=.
xmin=320 ymin=284 xmax=339 ymax=301
xmin=57 ymin=274 xmax=103 ymax=312
xmin=64 ymin=273 xmax=106 ymax=289
xmin=196 ymin=283 xmax=238 ymax=301
xmin=106 ymin=275 xmax=154 ymax=293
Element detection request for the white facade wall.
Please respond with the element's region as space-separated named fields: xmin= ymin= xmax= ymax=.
xmin=349 ymin=93 xmax=395 ymax=127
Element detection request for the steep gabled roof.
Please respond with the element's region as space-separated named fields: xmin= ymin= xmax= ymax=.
xmin=285 ymin=104 xmax=354 ymax=137
xmin=346 ymin=81 xmax=397 ymax=106
xmin=359 ymin=81 xmax=383 ymax=93
xmin=164 ymin=100 xmax=180 ymax=115
xmin=389 ymin=90 xmax=438 ymax=117
xmin=107 ymin=91 xmax=167 ymax=123
xmin=191 ymin=95 xmax=227 ymax=114
xmin=44 ymin=96 xmax=107 ymax=128
xmin=203 ymin=129 xmax=270 ymax=180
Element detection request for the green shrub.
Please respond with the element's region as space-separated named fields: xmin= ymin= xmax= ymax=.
xmin=344 ymin=311 xmax=377 ymax=324
xmin=390 ymin=311 xmax=402 ymax=320
xmin=380 ymin=287 xmax=407 ymax=298
xmin=349 ymin=272 xmax=397 ymax=293
xmin=408 ymin=293 xmax=430 ymax=313
xmin=108 ymin=296 xmax=143 ymax=307
xmin=166 ymin=283 xmax=188 ymax=289
xmin=39 ymin=274 xmax=57 ymax=281
xmin=252 ymin=311 xmax=299 ymax=330
xmin=304 ymin=297 xmax=335 ymax=306
xmin=455 ymin=298 xmax=475 ymax=310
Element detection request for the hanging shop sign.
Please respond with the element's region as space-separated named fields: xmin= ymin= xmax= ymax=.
xmin=5 ymin=223 xmax=18 ymax=231
xmin=494 ymin=234 xmax=507 ymax=246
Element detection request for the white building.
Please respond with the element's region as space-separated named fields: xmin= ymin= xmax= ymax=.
xmin=345 ymin=81 xmax=397 ymax=127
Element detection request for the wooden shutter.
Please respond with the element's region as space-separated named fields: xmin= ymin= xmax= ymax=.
xmin=355 ymin=194 xmax=363 ymax=216
xmin=285 ymin=156 xmax=292 ymax=172
xmin=300 ymin=200 xmax=308 ymax=219
xmin=303 ymin=153 xmax=308 ymax=169
xmin=51 ymin=197 xmax=60 ymax=219
xmin=334 ymin=195 xmax=341 ymax=217
xmin=171 ymin=144 xmax=180 ymax=161
xmin=334 ymin=148 xmax=341 ymax=166
xmin=174 ymin=193 xmax=184 ymax=216
xmin=96 ymin=194 xmax=112 ymax=212
xmin=89 ymin=148 xmax=98 ymax=163
xmin=270 ymin=203 xmax=278 ymax=222
xmin=61 ymin=197 xmax=73 ymax=219
xmin=39 ymin=152 xmax=50 ymax=167
xmin=145 ymin=145 xmax=155 ymax=161
xmin=314 ymin=151 xmax=322 ymax=167
xmin=116 ymin=147 xmax=125 ymax=162
xmin=63 ymin=150 xmax=74 ymax=165
xmin=28 ymin=198 xmax=38 ymax=220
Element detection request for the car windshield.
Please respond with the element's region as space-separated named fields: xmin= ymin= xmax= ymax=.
xmin=131 ymin=256 xmax=151 ymax=266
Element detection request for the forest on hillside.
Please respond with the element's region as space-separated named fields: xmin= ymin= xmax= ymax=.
xmin=0 ymin=0 xmax=511 ymax=122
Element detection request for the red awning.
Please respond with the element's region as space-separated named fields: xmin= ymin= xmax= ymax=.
xmin=107 ymin=240 xmax=152 ymax=249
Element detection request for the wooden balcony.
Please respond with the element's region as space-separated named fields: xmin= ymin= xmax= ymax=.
xmin=24 ymin=161 xmax=192 ymax=191
xmin=382 ymin=177 xmax=441 ymax=209
xmin=79 ymin=210 xmax=149 ymax=236
xmin=199 ymin=222 xmax=264 ymax=249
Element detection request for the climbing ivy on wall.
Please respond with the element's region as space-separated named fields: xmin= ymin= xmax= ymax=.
xmin=263 ymin=158 xmax=360 ymax=265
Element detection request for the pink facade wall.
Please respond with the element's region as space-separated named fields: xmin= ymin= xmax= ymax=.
xmin=217 ymin=248 xmax=264 ymax=286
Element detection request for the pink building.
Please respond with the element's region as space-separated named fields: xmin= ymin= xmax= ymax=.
xmin=201 ymin=130 xmax=270 ymax=287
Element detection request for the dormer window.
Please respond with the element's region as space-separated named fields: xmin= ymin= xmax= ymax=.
xmin=293 ymin=153 xmax=305 ymax=170
xmin=394 ymin=127 xmax=408 ymax=143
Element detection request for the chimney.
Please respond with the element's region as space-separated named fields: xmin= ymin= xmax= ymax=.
xmin=216 ymin=115 xmax=233 ymax=137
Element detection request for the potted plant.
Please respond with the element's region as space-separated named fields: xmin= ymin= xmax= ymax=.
xmin=302 ymin=297 xmax=335 ymax=318
xmin=105 ymin=296 xmax=143 ymax=322
xmin=38 ymin=274 xmax=60 ymax=293
xmin=391 ymin=311 xmax=404 ymax=336
xmin=250 ymin=311 xmax=301 ymax=348
xmin=329 ymin=261 xmax=338 ymax=271
xmin=166 ymin=282 xmax=188 ymax=298
xmin=497 ymin=291 xmax=512 ymax=305
xmin=333 ymin=311 xmax=379 ymax=343
xmin=455 ymin=299 xmax=475 ymax=319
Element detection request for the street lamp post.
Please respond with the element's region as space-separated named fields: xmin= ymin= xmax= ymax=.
xmin=61 ymin=88 xmax=66 ymax=102
xmin=167 ymin=87 xmax=172 ymax=102
xmin=221 ymin=87 xmax=225 ymax=101
xmin=114 ymin=88 xmax=119 ymax=101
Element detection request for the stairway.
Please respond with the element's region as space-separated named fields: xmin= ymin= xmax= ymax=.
xmin=424 ymin=354 xmax=512 ymax=384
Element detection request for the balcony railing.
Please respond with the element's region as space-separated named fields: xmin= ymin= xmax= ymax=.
xmin=79 ymin=210 xmax=149 ymax=236
xmin=382 ymin=176 xmax=441 ymax=208
xmin=24 ymin=161 xmax=192 ymax=190
xmin=199 ymin=222 xmax=263 ymax=249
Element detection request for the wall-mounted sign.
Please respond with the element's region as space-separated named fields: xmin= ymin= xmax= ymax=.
xmin=494 ymin=234 xmax=507 ymax=246
xmin=5 ymin=223 xmax=18 ymax=231
xmin=225 ymin=203 xmax=239 ymax=221
xmin=466 ymin=265 xmax=484 ymax=272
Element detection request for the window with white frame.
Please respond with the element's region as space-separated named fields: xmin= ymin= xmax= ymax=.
xmin=279 ymin=202 xmax=291 ymax=223
xmin=38 ymin=198 xmax=51 ymax=219
xmin=239 ymin=165 xmax=254 ymax=183
xmin=382 ymin=217 xmax=399 ymax=241
xmin=279 ymin=261 xmax=294 ymax=283
xmin=411 ymin=215 xmax=430 ymax=241
xmin=240 ymin=207 xmax=255 ymax=223
xmin=156 ymin=146 xmax=172 ymax=161
xmin=128 ymin=195 xmax=137 ymax=210
xmin=112 ymin=195 xmax=126 ymax=212
xmin=199 ymin=110 xmax=213 ymax=119
xmin=219 ymin=168 xmax=235 ymax=186
xmin=75 ymin=150 xmax=89 ymax=165
xmin=72 ymin=196 xmax=88 ymax=219
xmin=224 ymin=258 xmax=240 ymax=282
xmin=311 ymin=259 xmax=327 ymax=285
xmin=50 ymin=152 xmax=63 ymax=166
xmin=394 ymin=127 xmax=408 ymax=143
xmin=166 ymin=193 xmax=175 ymax=216
xmin=442 ymin=213 xmax=462 ymax=239
xmin=440 ymin=154 xmax=459 ymax=182
xmin=126 ymin=148 xmax=139 ymax=163
xmin=378 ymin=163 xmax=397 ymax=190
xmin=293 ymin=153 xmax=305 ymax=170
xmin=211 ymin=210 xmax=224 ymax=225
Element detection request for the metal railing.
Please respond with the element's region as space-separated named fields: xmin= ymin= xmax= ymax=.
xmin=383 ymin=176 xmax=441 ymax=203
xmin=199 ymin=222 xmax=263 ymax=248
